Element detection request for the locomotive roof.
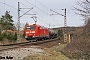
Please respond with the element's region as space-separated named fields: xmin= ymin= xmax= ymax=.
xmin=27 ymin=24 xmax=48 ymax=29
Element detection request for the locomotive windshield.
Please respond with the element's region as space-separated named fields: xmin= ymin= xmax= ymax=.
xmin=26 ymin=26 xmax=36 ymax=30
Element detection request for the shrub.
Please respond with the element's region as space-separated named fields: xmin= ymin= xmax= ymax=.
xmin=0 ymin=31 xmax=4 ymax=41
xmin=58 ymin=29 xmax=63 ymax=37
xmin=0 ymin=31 xmax=17 ymax=42
xmin=0 ymin=35 xmax=4 ymax=41
xmin=7 ymin=32 xmax=17 ymax=42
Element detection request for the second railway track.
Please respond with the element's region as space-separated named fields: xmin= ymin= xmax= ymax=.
xmin=0 ymin=38 xmax=58 ymax=51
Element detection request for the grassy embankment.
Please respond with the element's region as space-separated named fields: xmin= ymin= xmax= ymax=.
xmin=23 ymin=44 xmax=70 ymax=60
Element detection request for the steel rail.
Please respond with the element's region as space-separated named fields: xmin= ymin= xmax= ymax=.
xmin=0 ymin=38 xmax=58 ymax=51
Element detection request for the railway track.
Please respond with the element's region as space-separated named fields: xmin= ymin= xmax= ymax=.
xmin=0 ymin=38 xmax=58 ymax=51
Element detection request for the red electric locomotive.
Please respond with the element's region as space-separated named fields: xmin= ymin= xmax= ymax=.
xmin=24 ymin=24 xmax=49 ymax=41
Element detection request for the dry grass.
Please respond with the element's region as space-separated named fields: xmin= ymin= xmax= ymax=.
xmin=23 ymin=44 xmax=69 ymax=60
xmin=63 ymin=19 xmax=90 ymax=60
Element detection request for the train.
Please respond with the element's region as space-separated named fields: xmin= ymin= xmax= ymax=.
xmin=24 ymin=24 xmax=57 ymax=41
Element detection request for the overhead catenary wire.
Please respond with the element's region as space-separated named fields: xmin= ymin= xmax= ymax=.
xmin=37 ymin=18 xmax=49 ymax=25
xmin=35 ymin=0 xmax=61 ymax=26
xmin=35 ymin=0 xmax=49 ymax=10
xmin=0 ymin=1 xmax=29 ymax=14
xmin=14 ymin=0 xmax=53 ymax=25
xmin=13 ymin=0 xmax=51 ymax=25
xmin=0 ymin=1 xmax=17 ymax=9
xmin=13 ymin=0 xmax=60 ymax=27
xmin=50 ymin=15 xmax=61 ymax=26
xmin=24 ymin=0 xmax=59 ymax=24
xmin=24 ymin=0 xmax=49 ymax=15
xmin=0 ymin=0 xmax=59 ymax=28
xmin=13 ymin=0 xmax=32 ymax=8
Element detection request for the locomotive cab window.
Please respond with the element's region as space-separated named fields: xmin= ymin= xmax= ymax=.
xmin=26 ymin=26 xmax=36 ymax=30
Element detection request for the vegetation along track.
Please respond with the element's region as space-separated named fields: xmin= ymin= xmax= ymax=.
xmin=0 ymin=38 xmax=58 ymax=51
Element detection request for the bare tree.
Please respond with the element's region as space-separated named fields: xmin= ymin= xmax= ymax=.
xmin=74 ymin=0 xmax=90 ymax=23
xmin=14 ymin=22 xmax=25 ymax=31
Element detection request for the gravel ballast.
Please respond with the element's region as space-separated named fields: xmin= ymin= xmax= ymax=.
xmin=0 ymin=47 xmax=44 ymax=60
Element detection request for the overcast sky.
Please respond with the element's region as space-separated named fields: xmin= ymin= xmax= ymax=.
xmin=0 ymin=0 xmax=84 ymax=28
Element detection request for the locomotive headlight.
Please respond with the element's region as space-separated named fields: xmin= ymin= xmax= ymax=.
xmin=26 ymin=32 xmax=29 ymax=34
xmin=33 ymin=36 xmax=35 ymax=38
xmin=32 ymin=31 xmax=35 ymax=33
xmin=25 ymin=36 xmax=27 ymax=38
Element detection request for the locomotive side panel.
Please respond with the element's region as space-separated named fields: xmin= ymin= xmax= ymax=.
xmin=38 ymin=26 xmax=49 ymax=39
xmin=24 ymin=24 xmax=56 ymax=41
xmin=45 ymin=28 xmax=49 ymax=38
xmin=39 ymin=26 xmax=44 ymax=37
